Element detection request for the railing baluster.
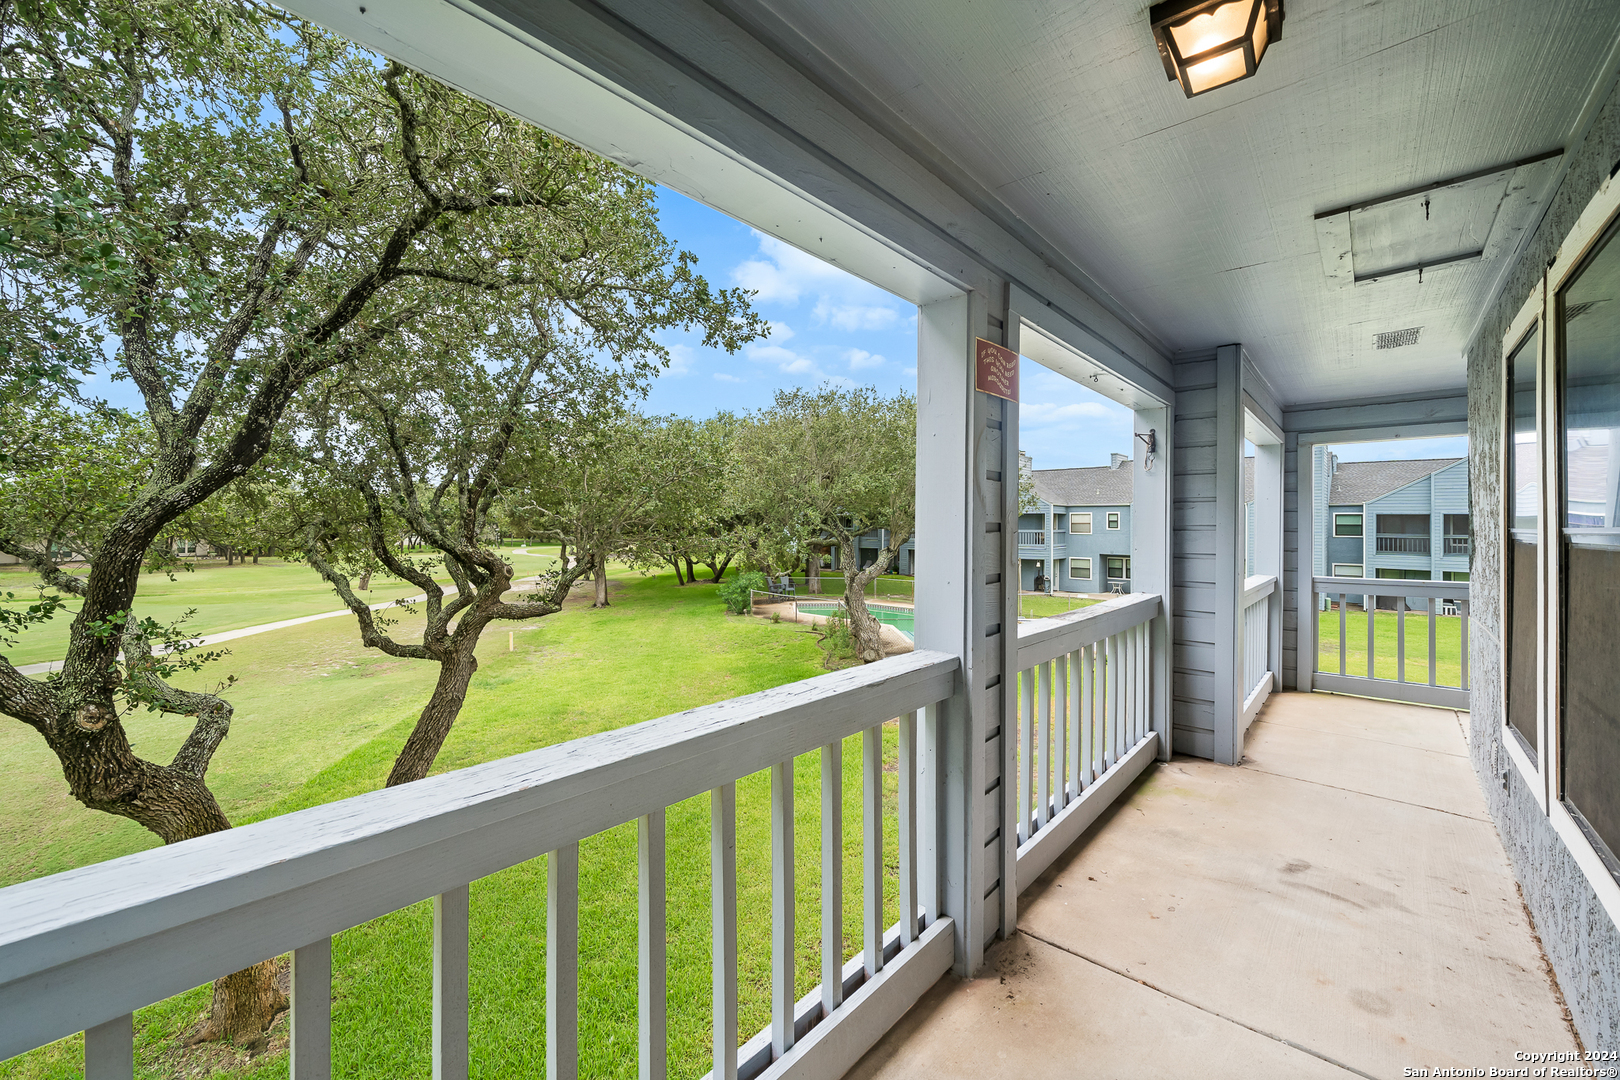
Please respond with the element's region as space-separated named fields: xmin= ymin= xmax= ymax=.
xmin=1136 ymin=622 xmax=1147 ymax=743
xmin=1081 ymin=644 xmax=1095 ymax=784
xmin=1428 ymin=596 xmax=1438 ymax=687
xmin=1036 ymin=661 xmax=1051 ymax=831
xmin=1460 ymin=601 xmax=1470 ymax=689
xmin=1338 ymin=593 xmax=1347 ymax=675
xmin=639 ymin=810 xmax=667 ymax=1080
xmin=547 ymin=844 xmax=579 ymax=1080
xmin=1067 ymin=650 xmax=1082 ymax=798
xmin=1108 ymin=633 xmax=1122 ymax=767
xmin=291 ymin=937 xmax=332 ymax=1080
xmin=1018 ymin=669 xmax=1033 ymax=843
xmin=1054 ymin=653 xmax=1069 ymax=809
xmin=820 ymin=741 xmax=843 ymax=1017
xmin=84 ymin=1014 xmax=132 ymax=1080
xmin=711 ymin=784 xmax=738 ymax=1080
xmin=1396 ymin=595 xmax=1406 ymax=683
xmin=434 ymin=885 xmax=470 ymax=1080
xmin=771 ymin=759 xmax=795 ymax=1056
xmin=1366 ymin=593 xmax=1376 ymax=680
xmin=862 ymin=726 xmax=883 ymax=977
xmin=920 ymin=703 xmax=939 ymax=927
xmin=898 ymin=711 xmax=918 ymax=946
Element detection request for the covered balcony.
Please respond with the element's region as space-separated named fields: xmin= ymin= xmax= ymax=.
xmin=3 ymin=0 xmax=1619 ymax=1077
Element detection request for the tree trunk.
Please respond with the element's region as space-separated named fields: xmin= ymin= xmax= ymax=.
xmin=708 ymin=553 xmax=732 ymax=584
xmin=559 ymin=539 xmax=569 ymax=569
xmin=386 ymin=648 xmax=479 ymax=786
xmin=252 ymin=549 xmax=260 ymax=564
xmin=843 ymin=544 xmax=898 ymax=663
xmin=593 ymin=558 xmax=609 ymax=607
xmin=806 ymin=550 xmax=821 ymax=594
xmin=357 ymin=569 xmax=371 ymax=591
xmin=684 ymin=555 xmax=696 ymax=584
xmin=671 ymin=555 xmax=686 ymax=586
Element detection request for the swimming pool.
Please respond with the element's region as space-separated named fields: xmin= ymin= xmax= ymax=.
xmin=796 ymin=601 xmax=915 ymax=642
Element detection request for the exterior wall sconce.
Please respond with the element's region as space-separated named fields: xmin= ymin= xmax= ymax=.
xmin=1150 ymin=0 xmax=1283 ymax=98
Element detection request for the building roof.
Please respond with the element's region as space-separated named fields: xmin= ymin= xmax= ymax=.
xmin=1032 ymin=464 xmax=1132 ymax=507
xmin=1328 ymin=457 xmax=1464 ymax=505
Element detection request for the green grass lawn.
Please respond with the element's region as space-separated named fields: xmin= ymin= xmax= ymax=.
xmin=0 ymin=549 xmax=563 ymax=667
xmin=1018 ymin=593 xmax=1101 ymax=620
xmin=0 ymin=566 xmax=914 ymax=1080
xmin=1316 ymin=604 xmax=1465 ymax=687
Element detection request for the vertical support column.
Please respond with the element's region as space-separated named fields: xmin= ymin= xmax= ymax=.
xmin=711 ymin=785 xmax=738 ymax=1080
xmin=84 ymin=1014 xmax=133 ymax=1080
xmin=1254 ymin=439 xmax=1285 ymax=691
xmin=915 ymin=288 xmax=1005 ymax=977
xmin=638 ymin=811 xmax=667 ymax=1080
xmin=770 ymin=760 xmax=795 ymax=1057
xmin=547 ymin=844 xmax=579 ymax=1080
xmin=996 ymin=301 xmax=1022 ymax=941
xmin=1133 ymin=404 xmax=1173 ymax=759
xmin=434 ymin=885 xmax=470 ymax=1080
xmin=1213 ymin=345 xmax=1246 ymax=764
xmin=291 ymin=937 xmax=332 ymax=1080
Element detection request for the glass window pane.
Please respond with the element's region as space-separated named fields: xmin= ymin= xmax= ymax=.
xmin=1507 ymin=324 xmax=1540 ymax=760
xmin=1560 ymin=218 xmax=1620 ymax=868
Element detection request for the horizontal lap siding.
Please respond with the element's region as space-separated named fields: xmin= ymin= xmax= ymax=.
xmin=1173 ymin=357 xmax=1218 ymax=755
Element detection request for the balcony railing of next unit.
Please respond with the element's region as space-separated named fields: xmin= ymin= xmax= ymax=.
xmin=1375 ymin=534 xmax=1430 ymax=554
xmin=1312 ymin=575 xmax=1470 ymax=710
xmin=1016 ymin=530 xmax=1045 ymax=546
xmin=0 ymin=595 xmax=1164 ymax=1080
xmin=1011 ymin=593 xmax=1161 ymax=893
xmin=1241 ymin=575 xmax=1279 ymax=726
xmin=1443 ymin=534 xmax=1471 ymax=556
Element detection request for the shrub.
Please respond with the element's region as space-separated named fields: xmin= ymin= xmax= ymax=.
xmin=718 ymin=570 xmax=767 ymax=614
xmin=817 ymin=612 xmax=858 ymax=668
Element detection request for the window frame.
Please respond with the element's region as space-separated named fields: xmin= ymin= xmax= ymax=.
xmin=1071 ymin=512 xmax=1092 ymax=535
xmin=1069 ymin=556 xmax=1091 ymax=581
xmin=1506 ymin=170 xmax=1620 ymax=926
xmin=1331 ymin=563 xmax=1363 ymax=578
xmin=1105 ymin=511 xmax=1121 ymax=530
xmin=1501 ymin=282 xmax=1546 ymax=813
xmin=1053 ymin=514 xmax=1066 ymax=533
xmin=1333 ymin=512 xmax=1363 ymax=537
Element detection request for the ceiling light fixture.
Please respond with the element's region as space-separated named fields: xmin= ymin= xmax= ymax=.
xmin=1149 ymin=0 xmax=1283 ymax=98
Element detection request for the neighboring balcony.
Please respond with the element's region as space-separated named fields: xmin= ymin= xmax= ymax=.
xmin=1375 ymin=534 xmax=1430 ymax=554
xmin=1016 ymin=530 xmax=1045 ymax=546
xmin=1443 ymin=534 xmax=1471 ymax=556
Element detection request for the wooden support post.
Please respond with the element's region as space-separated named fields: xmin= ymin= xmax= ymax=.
xmin=639 ymin=811 xmax=667 ymax=1080
xmin=862 ymin=726 xmax=884 ymax=976
xmin=898 ymin=711 xmax=918 ymax=946
xmin=291 ymin=938 xmax=332 ymax=1080
xmin=820 ymin=741 xmax=844 ymax=1015
xmin=711 ymin=784 xmax=738 ymax=1080
xmin=434 ymin=886 xmax=470 ymax=1080
xmin=84 ymin=1014 xmax=133 ymax=1080
xmin=547 ymin=844 xmax=579 ymax=1080
xmin=771 ymin=760 xmax=795 ymax=1056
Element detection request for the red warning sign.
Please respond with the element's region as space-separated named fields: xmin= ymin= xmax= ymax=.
xmin=975 ymin=337 xmax=1018 ymax=402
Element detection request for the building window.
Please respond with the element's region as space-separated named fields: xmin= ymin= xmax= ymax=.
xmin=1558 ymin=210 xmax=1620 ymax=869
xmin=1053 ymin=514 xmax=1066 ymax=532
xmin=1331 ymin=563 xmax=1363 ymax=578
xmin=1443 ymin=571 xmax=1470 ymax=581
xmin=1072 ymin=512 xmax=1092 ymax=534
xmin=1506 ymin=320 xmax=1540 ymax=764
xmin=1106 ymin=512 xmax=1121 ymax=530
xmin=1105 ymin=556 xmax=1130 ymax=579
xmin=1375 ymin=568 xmax=1431 ymax=580
xmin=1070 ymin=557 xmax=1091 ymax=581
xmin=175 ymin=539 xmax=197 ymax=555
xmin=1333 ymin=513 xmax=1363 ymax=537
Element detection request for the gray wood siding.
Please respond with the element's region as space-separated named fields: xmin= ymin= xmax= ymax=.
xmin=1172 ymin=357 xmax=1218 ymax=758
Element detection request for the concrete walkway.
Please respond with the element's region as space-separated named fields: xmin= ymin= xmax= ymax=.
xmin=850 ymin=692 xmax=1578 ymax=1080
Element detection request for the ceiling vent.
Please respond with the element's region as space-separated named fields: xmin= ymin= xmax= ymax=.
xmin=1374 ymin=327 xmax=1422 ymax=350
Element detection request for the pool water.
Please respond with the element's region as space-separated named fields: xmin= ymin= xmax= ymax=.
xmin=796 ymin=601 xmax=915 ymax=642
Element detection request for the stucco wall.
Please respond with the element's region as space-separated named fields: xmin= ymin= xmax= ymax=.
xmin=1465 ymin=77 xmax=1620 ymax=1051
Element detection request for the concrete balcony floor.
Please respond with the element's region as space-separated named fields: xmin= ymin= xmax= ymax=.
xmin=850 ymin=693 xmax=1578 ymax=1079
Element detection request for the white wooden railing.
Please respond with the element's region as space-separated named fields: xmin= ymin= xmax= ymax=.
xmin=0 ymin=652 xmax=960 ymax=1080
xmin=1016 ymin=530 xmax=1045 ymax=546
xmin=1010 ymin=593 xmax=1161 ymax=893
xmin=1311 ymin=575 xmax=1470 ymax=710
xmin=1241 ymin=574 xmax=1277 ymax=726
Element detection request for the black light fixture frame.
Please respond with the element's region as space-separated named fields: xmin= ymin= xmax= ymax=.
xmin=1149 ymin=0 xmax=1284 ymax=99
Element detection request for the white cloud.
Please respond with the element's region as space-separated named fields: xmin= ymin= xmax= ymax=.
xmin=664 ymin=342 xmax=696 ymax=377
xmin=845 ymin=348 xmax=885 ymax=371
xmin=903 ymin=366 xmax=918 ymax=378
xmin=814 ymin=299 xmax=901 ymax=332
xmin=767 ymin=320 xmax=796 ymax=343
xmin=713 ymin=372 xmax=742 ymax=383
xmin=1019 ymin=401 xmax=1116 ymax=425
